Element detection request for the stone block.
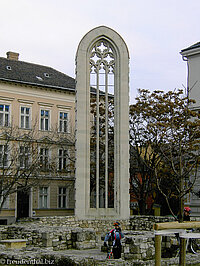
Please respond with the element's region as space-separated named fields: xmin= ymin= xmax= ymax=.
xmin=146 ymin=246 xmax=155 ymax=259
xmin=42 ymin=238 xmax=52 ymax=247
xmin=141 ymin=252 xmax=147 ymax=259
xmin=77 ymin=232 xmax=85 ymax=242
xmin=140 ymin=243 xmax=148 ymax=249
xmin=123 ymin=246 xmax=129 ymax=253
xmin=125 ymin=237 xmax=133 ymax=244
xmin=130 ymin=245 xmax=140 ymax=254
xmin=75 ymin=241 xmax=96 ymax=250
xmin=42 ymin=232 xmax=49 ymax=240
xmin=66 ymin=233 xmax=71 ymax=240
xmin=124 ymin=253 xmax=142 ymax=260
xmin=52 ymin=240 xmax=59 ymax=247
xmin=66 ymin=240 xmax=72 ymax=245
xmin=0 ymin=239 xmax=27 ymax=249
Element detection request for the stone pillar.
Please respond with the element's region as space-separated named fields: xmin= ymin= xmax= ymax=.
xmin=75 ymin=26 xmax=130 ymax=219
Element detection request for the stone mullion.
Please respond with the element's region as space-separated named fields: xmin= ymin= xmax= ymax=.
xmin=96 ymin=67 xmax=100 ymax=209
xmin=105 ymin=67 xmax=108 ymax=209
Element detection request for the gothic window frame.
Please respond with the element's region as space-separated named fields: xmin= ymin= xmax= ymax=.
xmin=75 ymin=26 xmax=130 ymax=219
xmin=89 ymin=39 xmax=116 ymax=209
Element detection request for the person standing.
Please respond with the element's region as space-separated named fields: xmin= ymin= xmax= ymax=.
xmin=183 ymin=207 xmax=191 ymax=221
xmin=104 ymin=221 xmax=124 ymax=259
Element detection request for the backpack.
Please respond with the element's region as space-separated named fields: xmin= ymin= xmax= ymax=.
xmin=114 ymin=230 xmax=121 ymax=242
xmin=109 ymin=229 xmax=121 ymax=245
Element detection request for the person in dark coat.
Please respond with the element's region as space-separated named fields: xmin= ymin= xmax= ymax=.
xmin=104 ymin=221 xmax=124 ymax=259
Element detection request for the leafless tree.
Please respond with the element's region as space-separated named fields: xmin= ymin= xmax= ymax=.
xmin=0 ymin=121 xmax=75 ymax=212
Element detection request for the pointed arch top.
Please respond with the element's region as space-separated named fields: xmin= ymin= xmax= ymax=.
xmin=76 ymin=25 xmax=129 ymax=61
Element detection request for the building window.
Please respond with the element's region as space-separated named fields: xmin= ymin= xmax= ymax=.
xmin=40 ymin=110 xmax=50 ymax=131
xmin=44 ymin=73 xmax=49 ymax=78
xmin=40 ymin=148 xmax=49 ymax=170
xmin=58 ymin=187 xmax=67 ymax=208
xmin=0 ymin=104 xmax=10 ymax=127
xmin=0 ymin=144 xmax=8 ymax=167
xmin=0 ymin=194 xmax=9 ymax=209
xmin=39 ymin=187 xmax=48 ymax=208
xmin=59 ymin=112 xmax=69 ymax=133
xmin=19 ymin=146 xmax=30 ymax=168
xmin=21 ymin=107 xmax=31 ymax=129
xmin=58 ymin=149 xmax=68 ymax=171
xmin=6 ymin=66 xmax=12 ymax=71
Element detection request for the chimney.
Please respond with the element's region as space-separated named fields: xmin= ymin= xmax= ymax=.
xmin=6 ymin=51 xmax=19 ymax=61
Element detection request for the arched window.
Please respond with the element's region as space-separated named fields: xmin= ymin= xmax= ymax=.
xmin=89 ymin=40 xmax=115 ymax=208
xmin=75 ymin=26 xmax=129 ymax=219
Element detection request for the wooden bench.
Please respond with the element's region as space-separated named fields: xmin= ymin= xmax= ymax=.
xmin=0 ymin=239 xmax=27 ymax=249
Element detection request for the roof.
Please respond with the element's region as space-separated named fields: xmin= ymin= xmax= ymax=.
xmin=0 ymin=55 xmax=109 ymax=96
xmin=0 ymin=56 xmax=76 ymax=92
xmin=181 ymin=42 xmax=200 ymax=54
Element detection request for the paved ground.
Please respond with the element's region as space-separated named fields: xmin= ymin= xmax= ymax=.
xmin=0 ymin=247 xmax=200 ymax=265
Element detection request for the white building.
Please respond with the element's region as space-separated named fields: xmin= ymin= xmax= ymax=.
xmin=181 ymin=42 xmax=200 ymax=217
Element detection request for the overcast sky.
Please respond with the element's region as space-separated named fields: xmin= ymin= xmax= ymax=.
xmin=1 ymin=0 xmax=200 ymax=103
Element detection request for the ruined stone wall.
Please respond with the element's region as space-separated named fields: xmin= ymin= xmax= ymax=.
xmin=1 ymin=215 xmax=200 ymax=263
xmin=0 ymin=224 xmax=99 ymax=251
xmin=0 ymin=215 xmax=174 ymax=252
xmin=122 ymin=231 xmax=155 ymax=261
xmin=25 ymin=215 xmax=175 ymax=231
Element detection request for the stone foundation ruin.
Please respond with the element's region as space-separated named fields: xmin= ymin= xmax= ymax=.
xmin=0 ymin=216 xmax=200 ymax=265
xmin=0 ymin=216 xmax=170 ymax=262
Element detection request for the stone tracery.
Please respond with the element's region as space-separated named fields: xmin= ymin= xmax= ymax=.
xmin=89 ymin=40 xmax=115 ymax=209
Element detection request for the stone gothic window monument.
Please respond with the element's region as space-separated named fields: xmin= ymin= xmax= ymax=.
xmin=75 ymin=26 xmax=130 ymax=219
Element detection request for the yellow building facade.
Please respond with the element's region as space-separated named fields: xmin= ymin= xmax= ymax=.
xmin=0 ymin=52 xmax=75 ymax=224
